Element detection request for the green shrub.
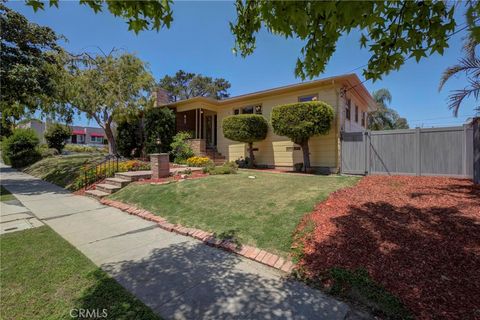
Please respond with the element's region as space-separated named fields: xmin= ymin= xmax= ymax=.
xmin=204 ymin=161 xmax=238 ymax=175
xmin=271 ymin=101 xmax=334 ymax=172
xmin=64 ymin=144 xmax=106 ymax=153
xmin=170 ymin=131 xmax=194 ymax=164
xmin=44 ymin=123 xmax=71 ymax=153
xmin=144 ymin=107 xmax=176 ymax=154
xmin=2 ymin=129 xmax=41 ymax=167
xmin=235 ymin=156 xmax=252 ymax=168
xmin=39 ymin=145 xmax=59 ymax=158
xmin=116 ymin=116 xmax=143 ymax=158
xmin=223 ymin=114 xmax=268 ymax=168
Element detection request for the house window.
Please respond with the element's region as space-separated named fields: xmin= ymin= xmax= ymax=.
xmin=361 ymin=112 xmax=366 ymax=127
xmin=242 ymin=106 xmax=254 ymax=114
xmin=234 ymin=104 xmax=262 ymax=115
xmin=355 ymin=105 xmax=359 ymax=123
xmin=298 ymin=94 xmax=318 ymax=102
xmin=346 ymin=99 xmax=351 ymax=120
xmin=78 ymin=135 xmax=85 ymax=143
xmin=90 ymin=136 xmax=103 ymax=143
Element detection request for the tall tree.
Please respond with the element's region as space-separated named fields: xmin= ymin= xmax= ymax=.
xmin=158 ymin=70 xmax=231 ymax=102
xmin=368 ymin=89 xmax=409 ymax=130
xmin=0 ymin=4 xmax=67 ymax=130
xmin=439 ymin=35 xmax=479 ymax=116
xmin=70 ymin=53 xmax=155 ymax=155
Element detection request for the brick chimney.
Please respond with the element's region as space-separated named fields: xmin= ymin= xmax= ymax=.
xmin=155 ymin=87 xmax=170 ymax=106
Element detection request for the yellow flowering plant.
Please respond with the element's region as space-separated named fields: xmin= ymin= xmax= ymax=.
xmin=186 ymin=156 xmax=212 ymax=167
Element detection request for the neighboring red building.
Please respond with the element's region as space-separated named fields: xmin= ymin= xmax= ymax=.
xmin=18 ymin=120 xmax=106 ymax=146
xmin=69 ymin=125 xmax=106 ymax=145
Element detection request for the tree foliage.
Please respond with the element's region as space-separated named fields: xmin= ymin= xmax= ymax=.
xmin=439 ymin=35 xmax=479 ymax=116
xmin=69 ymin=53 xmax=155 ymax=155
xmin=144 ymin=107 xmax=176 ymax=155
xmin=158 ymin=70 xmax=231 ymax=102
xmin=25 ymin=0 xmax=173 ymax=34
xmin=271 ymin=101 xmax=334 ymax=171
xmin=0 ymin=4 xmax=68 ymax=126
xmin=170 ymin=131 xmax=194 ymax=164
xmin=44 ymin=123 xmax=71 ymax=153
xmin=368 ymin=89 xmax=409 ymax=130
xmin=223 ymin=114 xmax=268 ymax=168
xmin=116 ymin=116 xmax=143 ymax=158
xmin=1 ymin=128 xmax=41 ymax=168
xmin=230 ymin=1 xmax=475 ymax=80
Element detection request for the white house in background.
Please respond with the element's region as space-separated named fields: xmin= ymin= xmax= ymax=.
xmin=18 ymin=120 xmax=106 ymax=146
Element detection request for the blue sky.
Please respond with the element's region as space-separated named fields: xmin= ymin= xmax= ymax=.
xmin=8 ymin=1 xmax=478 ymax=128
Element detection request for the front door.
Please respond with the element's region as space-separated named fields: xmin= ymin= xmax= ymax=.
xmin=205 ymin=115 xmax=216 ymax=147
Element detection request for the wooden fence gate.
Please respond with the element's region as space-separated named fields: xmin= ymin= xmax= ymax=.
xmin=341 ymin=125 xmax=475 ymax=179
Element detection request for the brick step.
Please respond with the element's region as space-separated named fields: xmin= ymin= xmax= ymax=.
xmin=85 ymin=189 xmax=109 ymax=199
xmin=105 ymin=177 xmax=131 ymax=188
xmin=115 ymin=170 xmax=151 ymax=182
xmin=96 ymin=183 xmax=121 ymax=194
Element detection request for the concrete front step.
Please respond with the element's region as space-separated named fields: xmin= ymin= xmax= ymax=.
xmin=115 ymin=170 xmax=152 ymax=182
xmin=85 ymin=189 xmax=109 ymax=199
xmin=96 ymin=183 xmax=121 ymax=194
xmin=105 ymin=177 xmax=131 ymax=188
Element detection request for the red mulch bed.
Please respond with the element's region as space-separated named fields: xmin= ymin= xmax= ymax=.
xmin=295 ymin=176 xmax=480 ymax=320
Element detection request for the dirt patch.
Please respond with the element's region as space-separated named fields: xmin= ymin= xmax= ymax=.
xmin=295 ymin=176 xmax=480 ymax=319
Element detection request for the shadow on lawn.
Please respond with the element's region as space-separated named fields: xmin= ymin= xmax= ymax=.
xmin=96 ymin=241 xmax=357 ymax=320
xmin=299 ymin=201 xmax=480 ymax=320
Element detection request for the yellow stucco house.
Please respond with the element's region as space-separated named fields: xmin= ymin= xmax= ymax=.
xmin=158 ymin=73 xmax=376 ymax=173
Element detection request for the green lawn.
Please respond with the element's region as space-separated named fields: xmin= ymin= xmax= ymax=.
xmin=23 ymin=154 xmax=102 ymax=190
xmin=0 ymin=185 xmax=15 ymax=202
xmin=109 ymin=171 xmax=359 ymax=256
xmin=0 ymin=226 xmax=160 ymax=320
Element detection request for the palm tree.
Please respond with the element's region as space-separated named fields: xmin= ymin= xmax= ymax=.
xmin=439 ymin=35 xmax=480 ymax=116
xmin=368 ymin=88 xmax=409 ymax=130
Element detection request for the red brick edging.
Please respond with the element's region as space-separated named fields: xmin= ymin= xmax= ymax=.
xmin=99 ymin=198 xmax=294 ymax=273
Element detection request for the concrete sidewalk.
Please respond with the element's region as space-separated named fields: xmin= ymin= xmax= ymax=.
xmin=0 ymin=164 xmax=366 ymax=320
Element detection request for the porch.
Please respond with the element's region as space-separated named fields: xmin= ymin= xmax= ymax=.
xmin=175 ymin=107 xmax=219 ymax=156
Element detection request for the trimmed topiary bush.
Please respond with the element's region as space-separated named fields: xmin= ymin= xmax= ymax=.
xmin=223 ymin=114 xmax=268 ymax=168
xmin=44 ymin=123 xmax=71 ymax=153
xmin=271 ymin=101 xmax=334 ymax=172
xmin=2 ymin=128 xmax=41 ymax=167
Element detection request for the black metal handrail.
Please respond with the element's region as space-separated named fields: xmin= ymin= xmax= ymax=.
xmin=83 ymin=155 xmax=120 ymax=190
